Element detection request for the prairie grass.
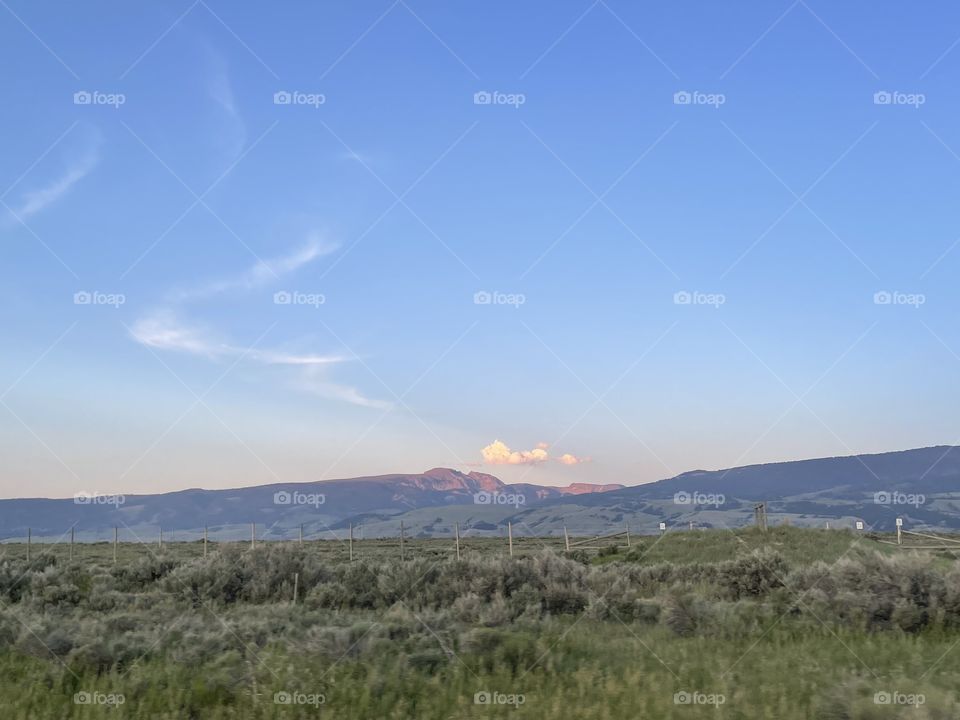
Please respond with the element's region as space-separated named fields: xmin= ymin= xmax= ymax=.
xmin=0 ymin=527 xmax=957 ymax=718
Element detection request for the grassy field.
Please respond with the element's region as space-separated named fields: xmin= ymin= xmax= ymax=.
xmin=0 ymin=526 xmax=958 ymax=718
xmin=0 ymin=524 xmax=913 ymax=565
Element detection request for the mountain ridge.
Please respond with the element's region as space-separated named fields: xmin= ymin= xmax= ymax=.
xmin=3 ymin=445 xmax=960 ymax=540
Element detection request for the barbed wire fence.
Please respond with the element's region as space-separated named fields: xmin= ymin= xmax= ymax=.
xmin=0 ymin=512 xmax=937 ymax=565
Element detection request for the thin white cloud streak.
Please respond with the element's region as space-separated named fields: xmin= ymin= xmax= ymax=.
xmin=296 ymin=366 xmax=392 ymax=409
xmin=130 ymin=312 xmax=348 ymax=367
xmin=206 ymin=47 xmax=246 ymax=160
xmin=171 ymin=236 xmax=337 ymax=302
xmin=7 ymin=144 xmax=99 ymax=221
xmin=130 ymin=312 xmax=227 ymax=359
xmin=131 ymin=239 xmax=385 ymax=409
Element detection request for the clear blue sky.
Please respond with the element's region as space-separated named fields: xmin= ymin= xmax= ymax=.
xmin=2 ymin=0 xmax=960 ymax=497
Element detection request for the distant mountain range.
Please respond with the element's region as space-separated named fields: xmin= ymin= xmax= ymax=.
xmin=0 ymin=467 xmax=623 ymax=541
xmin=3 ymin=445 xmax=960 ymax=541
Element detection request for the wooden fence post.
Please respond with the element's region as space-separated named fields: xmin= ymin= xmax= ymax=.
xmin=158 ymin=527 xmax=162 ymax=550
xmin=293 ymin=572 xmax=299 ymax=605
xmin=508 ymin=522 xmax=514 ymax=557
xmin=251 ymin=523 xmax=255 ymax=550
xmin=625 ymin=523 xmax=630 ymax=547
xmin=204 ymin=526 xmax=208 ymax=558
xmin=349 ymin=523 xmax=354 ymax=562
xmin=299 ymin=524 xmax=303 ymax=547
xmin=70 ymin=527 xmax=74 ymax=561
xmin=455 ymin=522 xmax=461 ymax=560
xmin=400 ymin=521 xmax=405 ymax=561
xmin=113 ymin=527 xmax=118 ymax=565
xmin=564 ymin=526 xmax=570 ymax=552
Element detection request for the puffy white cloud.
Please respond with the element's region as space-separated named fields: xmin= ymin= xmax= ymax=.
xmin=481 ymin=439 xmax=548 ymax=465
xmin=480 ymin=440 xmax=592 ymax=466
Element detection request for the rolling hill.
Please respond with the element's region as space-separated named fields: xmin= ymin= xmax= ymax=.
xmin=3 ymin=445 xmax=959 ymax=541
xmin=0 ymin=467 xmax=622 ymax=541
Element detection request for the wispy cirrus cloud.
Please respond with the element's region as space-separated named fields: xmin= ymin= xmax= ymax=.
xmin=130 ymin=235 xmax=385 ymax=408
xmin=130 ymin=311 xmax=226 ymax=359
xmin=296 ymin=365 xmax=391 ymax=409
xmin=6 ymin=140 xmax=99 ymax=223
xmin=205 ymin=47 xmax=246 ymax=161
xmin=129 ymin=311 xmax=349 ymax=367
xmin=171 ymin=235 xmax=336 ymax=302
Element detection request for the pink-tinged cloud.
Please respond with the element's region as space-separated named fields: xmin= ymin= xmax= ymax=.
xmin=558 ymin=453 xmax=591 ymax=465
xmin=481 ymin=440 xmax=549 ymax=465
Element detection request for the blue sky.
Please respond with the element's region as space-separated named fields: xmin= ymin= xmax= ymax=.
xmin=3 ymin=0 xmax=960 ymax=497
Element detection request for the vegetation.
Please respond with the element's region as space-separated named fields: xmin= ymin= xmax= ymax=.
xmin=0 ymin=527 xmax=958 ymax=718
